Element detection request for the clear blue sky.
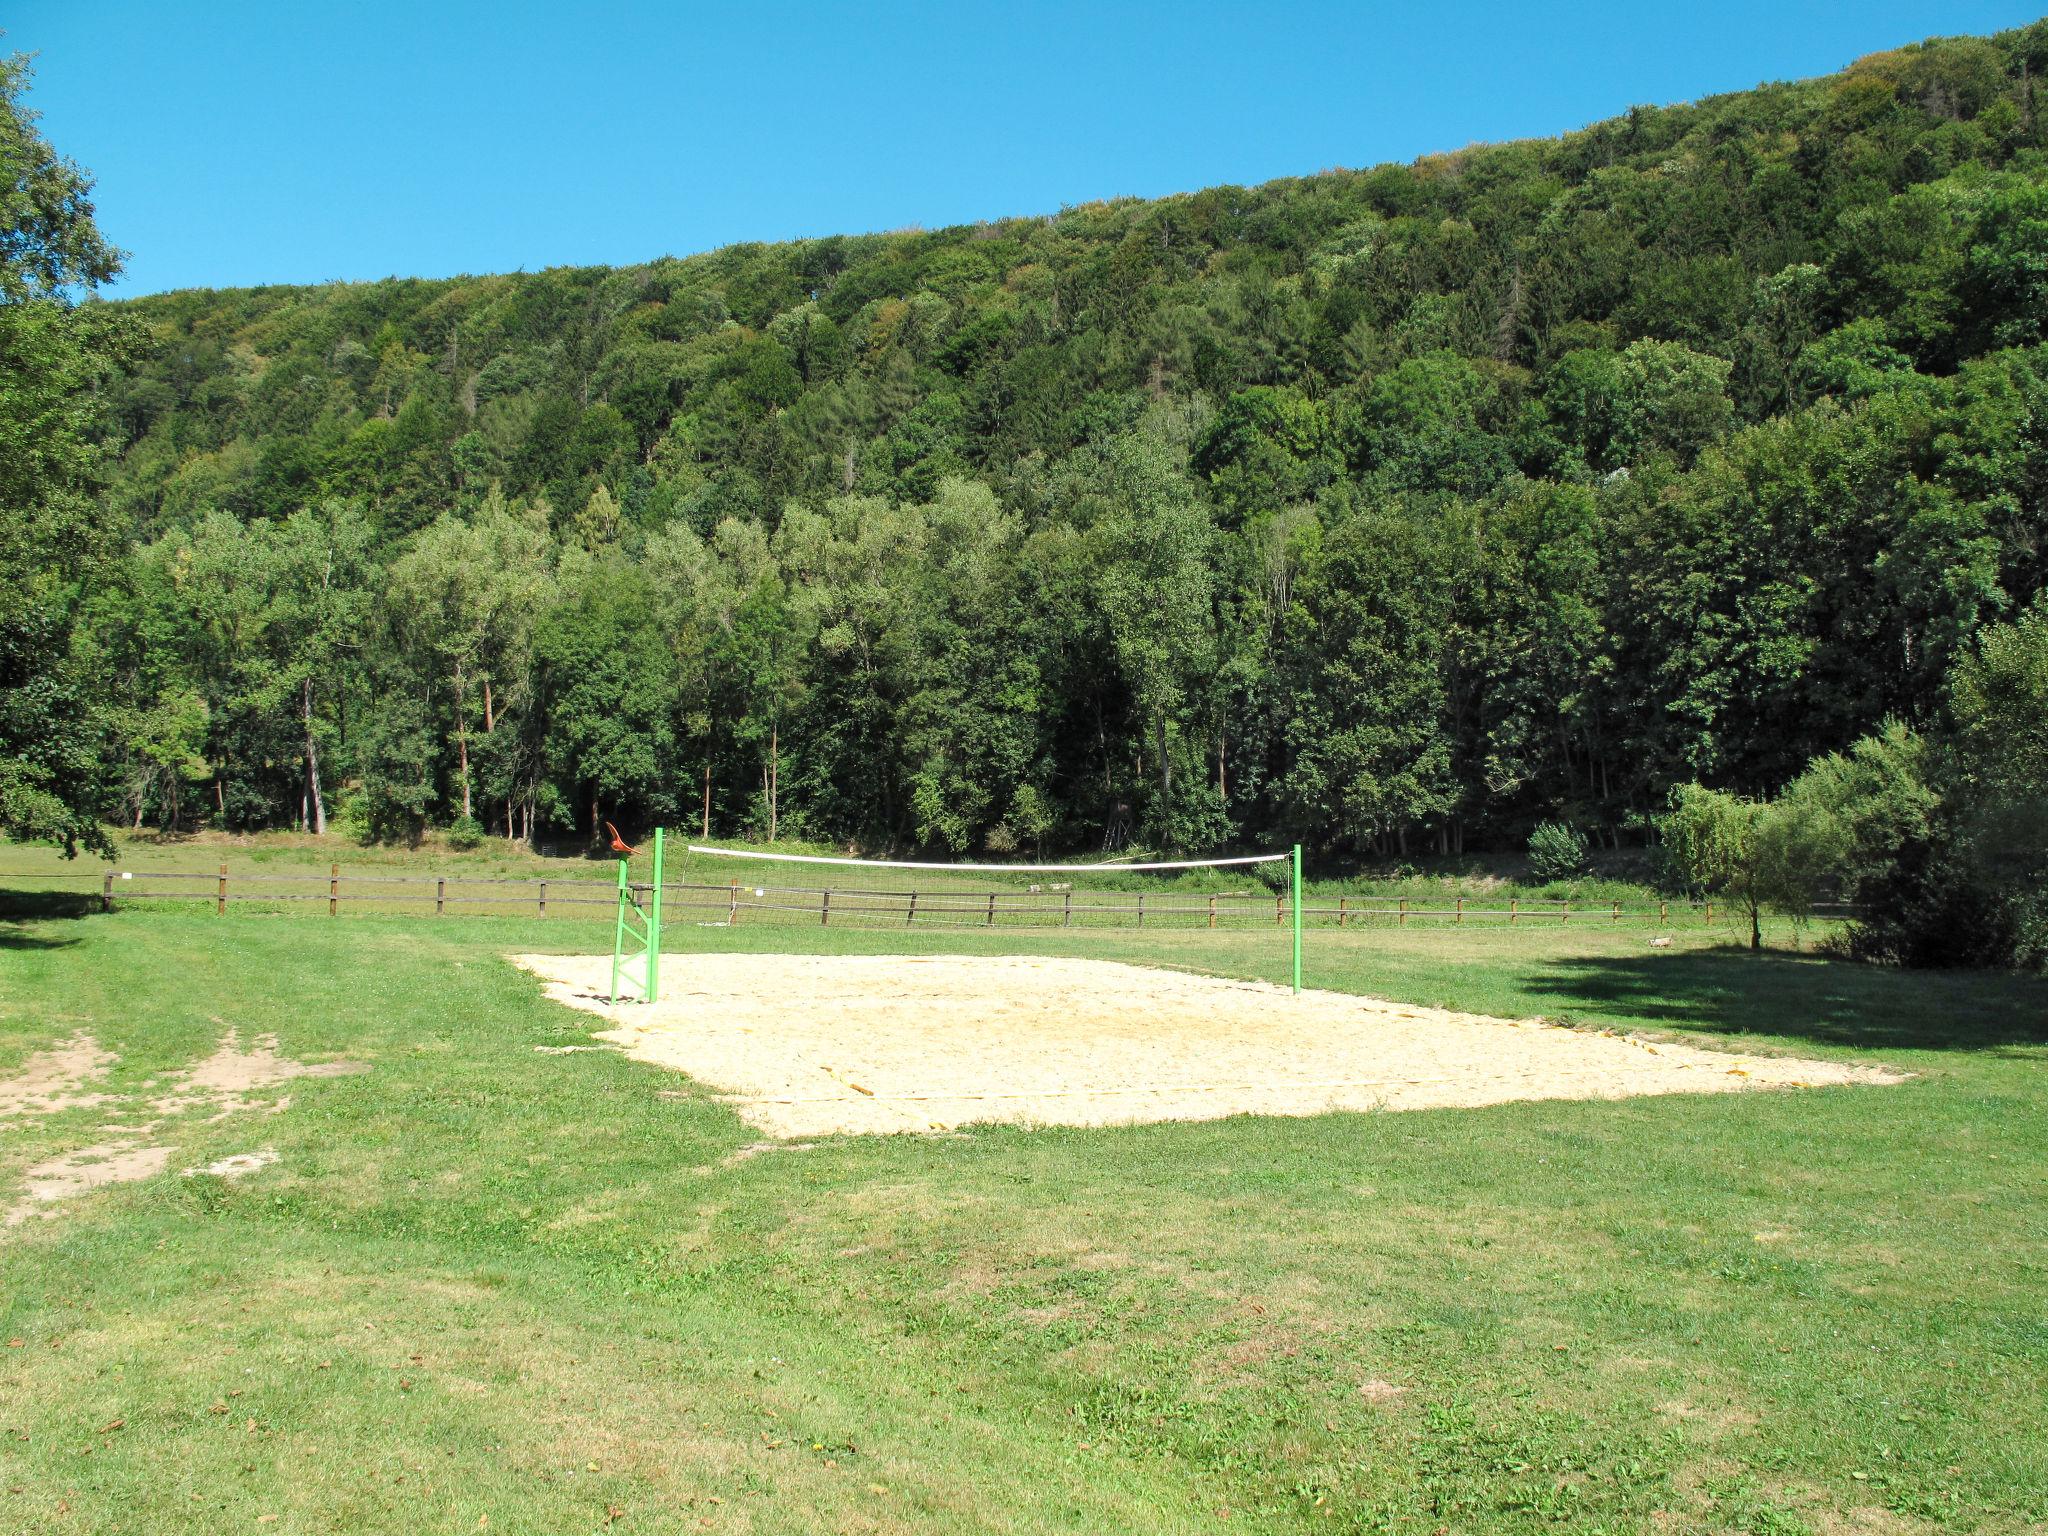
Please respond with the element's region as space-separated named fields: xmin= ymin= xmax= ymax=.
xmin=12 ymin=1 xmax=2047 ymax=296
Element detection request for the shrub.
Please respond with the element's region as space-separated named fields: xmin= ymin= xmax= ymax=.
xmin=332 ymin=789 xmax=371 ymax=845
xmin=445 ymin=815 xmax=486 ymax=851
xmin=1526 ymin=820 xmax=1590 ymax=884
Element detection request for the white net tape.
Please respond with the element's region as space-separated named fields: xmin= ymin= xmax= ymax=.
xmin=684 ymin=844 xmax=1287 ymax=873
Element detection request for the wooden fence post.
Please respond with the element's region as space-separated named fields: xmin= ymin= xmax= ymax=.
xmin=539 ymin=879 xmax=547 ymax=918
xmin=1137 ymin=892 xmax=1144 ymax=928
xmin=1062 ymin=889 xmax=1070 ymax=927
xmin=1659 ymin=900 xmax=1667 ymax=925
xmin=101 ymin=872 xmax=113 ymax=912
xmin=1207 ymin=893 xmax=1216 ymax=929
xmin=907 ymin=890 xmax=919 ymax=926
xmin=1456 ymin=896 xmax=1464 ymax=924
xmin=1705 ymin=901 xmax=1713 ymax=925
xmin=330 ymin=862 xmax=339 ymax=917
xmin=1398 ymin=898 xmax=1407 ymax=928
xmin=1510 ymin=897 xmax=1518 ymax=927
xmin=1612 ymin=900 xmax=1620 ymax=923
xmin=985 ymin=891 xmax=996 ymax=927
xmin=435 ymin=877 xmax=445 ymax=917
xmin=1338 ymin=896 xmax=1348 ymax=928
xmin=218 ymin=863 xmax=227 ymax=916
xmin=821 ymin=888 xmax=831 ymax=927
xmin=1275 ymin=891 xmax=1284 ymax=924
xmin=1562 ymin=900 xmax=1570 ymax=925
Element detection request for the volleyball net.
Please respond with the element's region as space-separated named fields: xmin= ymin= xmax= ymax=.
xmin=620 ymin=841 xmax=1304 ymax=996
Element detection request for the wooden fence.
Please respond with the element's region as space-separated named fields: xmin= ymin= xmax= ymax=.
xmin=12 ymin=865 xmax=1863 ymax=931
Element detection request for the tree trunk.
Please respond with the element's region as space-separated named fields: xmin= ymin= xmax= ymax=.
xmin=453 ymin=658 xmax=472 ymax=821
xmin=769 ymin=725 xmax=779 ymax=843
xmin=1153 ymin=713 xmax=1171 ymax=836
xmin=702 ymin=762 xmax=712 ymax=839
xmin=303 ymin=677 xmax=326 ymax=836
xmin=483 ymin=675 xmax=495 ymax=734
xmin=1750 ymin=905 xmax=1763 ymax=953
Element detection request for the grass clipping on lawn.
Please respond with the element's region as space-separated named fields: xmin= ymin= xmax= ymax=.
xmin=513 ymin=953 xmax=1906 ymax=1138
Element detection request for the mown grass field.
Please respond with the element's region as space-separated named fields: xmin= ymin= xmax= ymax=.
xmin=2 ymin=838 xmax=2044 ymax=1534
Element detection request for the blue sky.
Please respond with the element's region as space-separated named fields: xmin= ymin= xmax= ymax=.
xmin=12 ymin=1 xmax=2047 ymax=295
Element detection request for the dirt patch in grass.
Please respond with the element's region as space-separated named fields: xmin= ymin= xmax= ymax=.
xmin=5 ymin=1142 xmax=174 ymax=1225
xmin=151 ymin=1025 xmax=367 ymax=1118
xmin=184 ymin=1146 xmax=280 ymax=1179
xmin=514 ymin=953 xmax=1907 ymax=1139
xmin=0 ymin=1033 xmax=117 ymax=1118
xmin=4 ymin=1028 xmax=363 ymax=1230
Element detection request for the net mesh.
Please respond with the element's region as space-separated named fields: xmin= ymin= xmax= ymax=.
xmin=663 ymin=845 xmax=1294 ymax=933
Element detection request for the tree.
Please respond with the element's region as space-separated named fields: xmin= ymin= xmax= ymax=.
xmin=386 ymin=494 xmax=554 ymax=825
xmin=1281 ymin=503 xmax=1463 ymax=856
xmin=1660 ymin=782 xmax=1842 ymax=952
xmin=533 ymin=555 xmax=675 ymax=843
xmin=1945 ymin=599 xmax=2048 ymax=965
xmin=0 ymin=54 xmax=131 ymax=853
xmin=1083 ymin=432 xmax=1217 ymax=850
xmin=1191 ymin=387 xmax=1340 ymax=525
xmin=265 ymin=503 xmax=374 ymax=834
xmin=119 ymin=686 xmax=209 ymax=832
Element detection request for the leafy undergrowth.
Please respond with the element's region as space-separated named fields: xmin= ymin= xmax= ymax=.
xmin=1 ymin=907 xmax=2043 ymax=1533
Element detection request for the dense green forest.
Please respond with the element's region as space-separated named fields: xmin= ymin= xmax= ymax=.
xmin=3 ymin=23 xmax=2045 ymax=963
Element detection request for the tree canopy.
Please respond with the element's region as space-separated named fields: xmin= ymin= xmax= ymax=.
xmin=31 ymin=22 xmax=2048 ymax=941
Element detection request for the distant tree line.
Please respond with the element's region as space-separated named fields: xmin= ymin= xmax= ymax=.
xmin=6 ymin=27 xmax=2048 ymax=967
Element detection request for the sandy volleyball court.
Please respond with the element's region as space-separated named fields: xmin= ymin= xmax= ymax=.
xmin=513 ymin=953 xmax=1906 ymax=1138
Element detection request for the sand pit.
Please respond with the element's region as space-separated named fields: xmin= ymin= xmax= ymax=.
xmin=513 ymin=953 xmax=1906 ymax=1138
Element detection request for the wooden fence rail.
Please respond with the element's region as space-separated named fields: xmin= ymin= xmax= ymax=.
xmin=15 ymin=867 xmax=1863 ymax=930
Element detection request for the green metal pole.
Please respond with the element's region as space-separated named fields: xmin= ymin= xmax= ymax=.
xmin=1291 ymin=843 xmax=1303 ymax=995
xmin=646 ymin=827 xmax=664 ymax=1003
xmin=609 ymin=855 xmax=628 ymax=1003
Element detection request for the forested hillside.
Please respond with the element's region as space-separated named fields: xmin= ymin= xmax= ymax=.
xmin=80 ymin=23 xmax=2048 ymax=865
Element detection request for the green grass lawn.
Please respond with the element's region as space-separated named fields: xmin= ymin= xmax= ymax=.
xmin=2 ymin=858 xmax=2044 ymax=1533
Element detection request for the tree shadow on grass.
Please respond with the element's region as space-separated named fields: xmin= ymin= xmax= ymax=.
xmin=1524 ymin=944 xmax=2048 ymax=1054
xmin=0 ymin=889 xmax=97 ymax=949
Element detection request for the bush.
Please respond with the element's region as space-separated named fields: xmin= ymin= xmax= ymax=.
xmin=1526 ymin=820 xmax=1589 ymax=883
xmin=445 ymin=815 xmax=486 ymax=851
xmin=332 ymin=788 xmax=370 ymax=845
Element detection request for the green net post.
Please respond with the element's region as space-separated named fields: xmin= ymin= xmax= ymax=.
xmin=1291 ymin=843 xmax=1303 ymax=995
xmin=609 ymin=827 xmax=665 ymax=1004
